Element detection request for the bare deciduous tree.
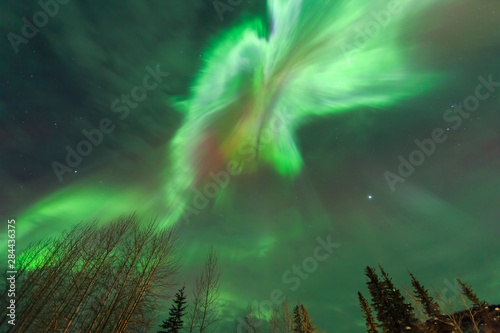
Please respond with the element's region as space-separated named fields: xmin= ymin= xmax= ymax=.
xmin=280 ymin=298 xmax=293 ymax=333
xmin=0 ymin=215 xmax=179 ymax=333
xmin=187 ymin=246 xmax=222 ymax=333
xmin=270 ymin=306 xmax=280 ymax=333
xmin=243 ymin=302 xmax=262 ymax=333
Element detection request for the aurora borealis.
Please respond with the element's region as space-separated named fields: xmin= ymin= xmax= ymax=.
xmin=1 ymin=0 xmax=500 ymax=331
xmin=165 ymin=0 xmax=442 ymax=226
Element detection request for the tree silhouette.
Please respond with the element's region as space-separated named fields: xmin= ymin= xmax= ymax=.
xmin=358 ymin=266 xmax=500 ymax=333
xmin=0 ymin=215 xmax=180 ymax=333
xmin=186 ymin=246 xmax=221 ymax=333
xmin=378 ymin=265 xmax=417 ymax=330
xmin=241 ymin=302 xmax=262 ymax=333
xmin=358 ymin=292 xmax=378 ymax=333
xmin=364 ymin=266 xmax=419 ymax=331
xmin=293 ymin=304 xmax=303 ymax=333
xmin=457 ymin=279 xmax=486 ymax=307
xmin=280 ymin=298 xmax=293 ymax=333
xmin=159 ymin=286 xmax=188 ymax=333
xmin=293 ymin=302 xmax=315 ymax=333
xmin=409 ymin=272 xmax=441 ymax=319
xmin=364 ymin=266 xmax=395 ymax=331
xmin=270 ymin=306 xmax=280 ymax=333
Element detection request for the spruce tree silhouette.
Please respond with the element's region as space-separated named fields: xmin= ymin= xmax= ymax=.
xmin=159 ymin=287 xmax=188 ymax=333
xmin=364 ymin=266 xmax=418 ymax=332
xmin=364 ymin=266 xmax=396 ymax=331
xmin=409 ymin=272 xmax=441 ymax=319
xmin=293 ymin=304 xmax=304 ymax=333
xmin=358 ymin=267 xmax=500 ymax=333
xmin=358 ymin=292 xmax=379 ymax=333
xmin=457 ymin=278 xmax=486 ymax=307
xmin=292 ymin=302 xmax=315 ymax=333
xmin=378 ymin=265 xmax=417 ymax=330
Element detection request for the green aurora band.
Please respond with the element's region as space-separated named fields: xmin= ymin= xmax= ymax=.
xmin=164 ymin=0 xmax=441 ymax=224
xmin=13 ymin=0 xmax=443 ymax=240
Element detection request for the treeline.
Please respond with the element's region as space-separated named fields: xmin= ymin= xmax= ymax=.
xmin=358 ymin=266 xmax=500 ymax=333
xmin=0 ymin=214 xmax=325 ymax=333
xmin=158 ymin=245 xmax=221 ymax=333
xmin=233 ymin=299 xmax=322 ymax=333
xmin=0 ymin=216 xmax=179 ymax=332
xmin=4 ymin=215 xmax=496 ymax=333
xmin=0 ymin=215 xmax=223 ymax=333
xmin=160 ymin=286 xmax=323 ymax=333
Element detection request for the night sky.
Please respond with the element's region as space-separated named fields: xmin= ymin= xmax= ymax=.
xmin=1 ymin=0 xmax=500 ymax=332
